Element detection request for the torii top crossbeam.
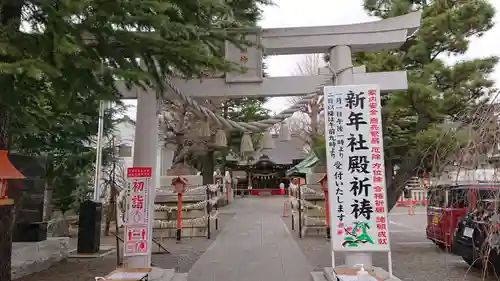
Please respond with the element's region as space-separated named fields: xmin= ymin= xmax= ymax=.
xmin=117 ymin=11 xmax=421 ymax=99
xmin=261 ymin=11 xmax=420 ymax=55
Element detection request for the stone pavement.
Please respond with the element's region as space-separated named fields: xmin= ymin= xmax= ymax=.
xmin=284 ymin=206 xmax=494 ymax=281
xmin=187 ymin=197 xmax=314 ymax=281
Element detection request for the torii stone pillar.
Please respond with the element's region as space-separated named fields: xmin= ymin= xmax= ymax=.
xmin=329 ymin=45 xmax=370 ymax=269
xmin=124 ymin=90 xmax=159 ymax=268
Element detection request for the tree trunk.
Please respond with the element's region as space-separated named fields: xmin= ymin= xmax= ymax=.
xmin=105 ymin=137 xmax=118 ymax=236
xmin=172 ymin=106 xmax=187 ymax=164
xmin=202 ymin=150 xmax=215 ymax=185
xmin=310 ymin=101 xmax=318 ymax=140
xmin=385 ymin=115 xmax=430 ymax=211
xmin=104 ymin=186 xmax=118 ymax=236
xmin=220 ymin=104 xmax=228 ymax=174
xmin=0 ymin=204 xmax=14 ymax=281
xmin=0 ymin=2 xmax=34 ymax=280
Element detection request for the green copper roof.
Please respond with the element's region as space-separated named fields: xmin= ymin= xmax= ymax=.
xmin=286 ymin=152 xmax=319 ymax=176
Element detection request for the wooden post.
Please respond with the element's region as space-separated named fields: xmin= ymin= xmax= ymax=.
xmin=0 ymin=200 xmax=14 ymax=281
xmin=215 ymin=206 xmax=219 ymax=230
xmin=171 ymin=177 xmax=187 ymax=242
xmin=298 ymin=184 xmax=302 ymax=239
xmin=318 ymin=174 xmax=330 ymax=239
xmin=206 ymin=186 xmax=211 ymax=239
xmin=114 ymin=193 xmax=121 ymax=266
xmin=214 ymin=187 xmax=219 ymax=230
xmin=176 ymin=192 xmax=182 ymax=241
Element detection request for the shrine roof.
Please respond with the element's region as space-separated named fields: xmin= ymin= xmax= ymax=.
xmin=252 ymin=134 xmax=308 ymax=165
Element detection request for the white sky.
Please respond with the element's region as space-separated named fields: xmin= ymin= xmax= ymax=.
xmin=125 ymin=0 xmax=500 ymax=117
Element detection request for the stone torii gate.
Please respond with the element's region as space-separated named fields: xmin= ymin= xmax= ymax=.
xmin=119 ymin=11 xmax=422 ymax=272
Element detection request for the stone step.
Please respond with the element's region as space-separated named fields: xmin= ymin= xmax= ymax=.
xmin=310 ymin=271 xmax=327 ymax=281
xmin=150 ymin=268 xmax=175 ymax=281
xmin=171 ymin=273 xmax=188 ymax=281
xmin=302 ymin=226 xmax=327 ymax=237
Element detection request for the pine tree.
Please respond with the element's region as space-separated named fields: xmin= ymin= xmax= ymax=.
xmin=0 ymin=0 xmax=271 ymax=279
xmin=358 ymin=0 xmax=497 ymax=209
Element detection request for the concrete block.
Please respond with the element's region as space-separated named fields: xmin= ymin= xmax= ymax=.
xmin=304 ymin=208 xmax=326 ymax=217
xmin=12 ymin=237 xmax=69 ymax=280
xmin=150 ymin=267 xmax=176 ymax=281
xmin=321 ymin=266 xmax=402 ymax=281
xmin=303 ymin=216 xmax=327 ymax=227
xmin=323 ymin=267 xmax=335 ymax=281
xmin=303 ymin=226 xmax=327 ymax=237
xmin=154 ymin=209 xmax=207 ymax=220
xmin=302 ymin=194 xmax=324 ymax=201
xmin=171 ymin=273 xmax=188 ymax=281
xmin=153 ymin=226 xmax=208 ymax=238
xmin=310 ymin=271 xmax=327 ymax=281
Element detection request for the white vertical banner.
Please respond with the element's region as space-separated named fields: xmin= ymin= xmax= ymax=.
xmin=124 ymin=167 xmax=152 ymax=257
xmin=323 ymin=84 xmax=390 ymax=252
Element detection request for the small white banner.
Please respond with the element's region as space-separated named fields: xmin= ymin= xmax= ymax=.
xmin=124 ymin=167 xmax=152 ymax=257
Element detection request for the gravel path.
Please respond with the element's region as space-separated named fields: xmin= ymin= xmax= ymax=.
xmin=15 ymin=213 xmax=234 ymax=281
xmin=282 ymin=207 xmax=500 ymax=281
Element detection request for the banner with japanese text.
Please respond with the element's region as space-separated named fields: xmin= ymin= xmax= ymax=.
xmin=124 ymin=167 xmax=152 ymax=257
xmin=323 ymin=84 xmax=390 ymax=252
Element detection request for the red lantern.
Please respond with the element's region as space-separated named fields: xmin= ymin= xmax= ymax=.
xmin=172 ymin=176 xmax=188 ymax=194
xmin=0 ymin=150 xmax=25 ymax=202
xmin=171 ymin=176 xmax=188 ymax=241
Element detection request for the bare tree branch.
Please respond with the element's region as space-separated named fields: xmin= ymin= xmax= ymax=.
xmin=280 ymin=54 xmax=327 ymax=149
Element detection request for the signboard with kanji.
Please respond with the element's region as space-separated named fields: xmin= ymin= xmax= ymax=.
xmin=224 ymin=33 xmax=263 ymax=83
xmin=323 ymin=84 xmax=390 ymax=252
xmin=124 ymin=167 xmax=152 ymax=257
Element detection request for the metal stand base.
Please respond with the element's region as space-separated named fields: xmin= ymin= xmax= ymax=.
xmin=345 ymin=253 xmax=373 ymax=270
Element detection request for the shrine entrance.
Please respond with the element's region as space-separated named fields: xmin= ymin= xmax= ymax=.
xmin=228 ymin=155 xmax=293 ymax=196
